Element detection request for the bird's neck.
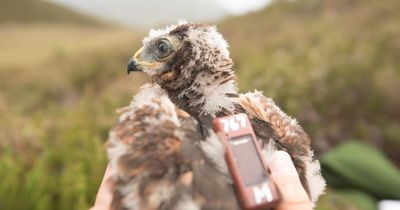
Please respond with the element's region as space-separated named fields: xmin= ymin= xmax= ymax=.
xmin=168 ymin=70 xmax=239 ymax=119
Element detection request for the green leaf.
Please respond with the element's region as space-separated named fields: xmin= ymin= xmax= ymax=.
xmin=321 ymin=141 xmax=400 ymax=199
xmin=316 ymin=189 xmax=377 ymax=210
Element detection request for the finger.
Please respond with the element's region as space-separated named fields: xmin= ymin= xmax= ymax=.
xmin=269 ymin=151 xmax=311 ymax=210
xmin=92 ymin=164 xmax=113 ymax=209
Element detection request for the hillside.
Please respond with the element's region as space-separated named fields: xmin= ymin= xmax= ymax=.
xmin=219 ymin=0 xmax=400 ymax=165
xmin=0 ymin=0 xmax=102 ymax=25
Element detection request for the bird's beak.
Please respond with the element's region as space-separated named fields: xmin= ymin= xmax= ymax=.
xmin=127 ymin=47 xmax=157 ymax=74
xmin=127 ymin=47 xmax=143 ymax=74
xmin=127 ymin=58 xmax=139 ymax=74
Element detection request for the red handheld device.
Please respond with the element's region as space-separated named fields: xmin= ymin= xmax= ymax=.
xmin=212 ymin=113 xmax=280 ymax=210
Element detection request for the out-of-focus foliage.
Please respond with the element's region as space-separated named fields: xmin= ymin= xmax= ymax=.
xmin=322 ymin=141 xmax=400 ymax=199
xmin=316 ymin=189 xmax=376 ymax=210
xmin=0 ymin=32 xmax=146 ymax=209
xmin=0 ymin=0 xmax=399 ymax=209
xmin=220 ymin=0 xmax=400 ymax=166
xmin=0 ymin=37 xmax=149 ymax=208
xmin=0 ymin=1 xmax=145 ymax=209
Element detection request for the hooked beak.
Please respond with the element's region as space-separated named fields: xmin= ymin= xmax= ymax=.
xmin=127 ymin=58 xmax=139 ymax=74
xmin=127 ymin=47 xmax=144 ymax=74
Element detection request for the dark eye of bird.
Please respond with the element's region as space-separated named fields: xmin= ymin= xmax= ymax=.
xmin=156 ymin=40 xmax=172 ymax=59
xmin=159 ymin=43 xmax=168 ymax=53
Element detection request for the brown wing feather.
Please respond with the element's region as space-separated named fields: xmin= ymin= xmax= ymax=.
xmin=106 ymin=84 xmax=241 ymax=210
xmin=238 ymin=91 xmax=318 ymax=199
xmin=106 ymin=85 xmax=193 ymax=210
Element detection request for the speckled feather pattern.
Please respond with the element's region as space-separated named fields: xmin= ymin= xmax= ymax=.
xmin=106 ymin=84 xmax=241 ymax=210
xmin=238 ymin=91 xmax=311 ymax=149
xmin=140 ymin=22 xmax=325 ymax=204
xmin=106 ymin=84 xmax=191 ymax=210
xmin=238 ymin=91 xmax=325 ymax=205
xmin=109 ymin=22 xmax=325 ymax=210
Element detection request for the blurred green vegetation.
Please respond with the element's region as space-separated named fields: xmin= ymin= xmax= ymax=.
xmin=0 ymin=35 xmax=147 ymax=209
xmin=0 ymin=1 xmax=145 ymax=209
xmin=0 ymin=0 xmax=399 ymax=209
xmin=221 ymin=0 xmax=400 ymax=165
xmin=322 ymin=141 xmax=400 ymax=200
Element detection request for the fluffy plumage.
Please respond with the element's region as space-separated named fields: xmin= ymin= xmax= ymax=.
xmin=107 ymin=84 xmax=241 ymax=210
xmin=110 ymin=21 xmax=325 ymax=210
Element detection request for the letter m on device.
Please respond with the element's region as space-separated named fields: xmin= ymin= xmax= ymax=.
xmin=252 ymin=183 xmax=273 ymax=204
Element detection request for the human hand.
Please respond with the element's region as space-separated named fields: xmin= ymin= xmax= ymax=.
xmin=90 ymin=164 xmax=112 ymax=210
xmin=270 ymin=151 xmax=312 ymax=210
xmin=91 ymin=152 xmax=312 ymax=210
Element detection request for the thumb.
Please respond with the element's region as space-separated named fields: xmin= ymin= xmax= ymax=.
xmin=91 ymin=164 xmax=113 ymax=210
xmin=269 ymin=151 xmax=311 ymax=210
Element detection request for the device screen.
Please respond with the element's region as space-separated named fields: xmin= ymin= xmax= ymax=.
xmin=229 ymin=135 xmax=268 ymax=186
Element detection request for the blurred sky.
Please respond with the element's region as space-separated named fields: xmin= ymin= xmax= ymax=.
xmin=213 ymin=0 xmax=272 ymax=15
xmin=47 ymin=0 xmax=272 ymax=28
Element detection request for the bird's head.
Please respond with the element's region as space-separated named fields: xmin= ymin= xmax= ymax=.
xmin=128 ymin=21 xmax=238 ymax=116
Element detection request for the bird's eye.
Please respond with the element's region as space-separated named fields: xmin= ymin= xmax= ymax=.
xmin=156 ymin=39 xmax=172 ymax=59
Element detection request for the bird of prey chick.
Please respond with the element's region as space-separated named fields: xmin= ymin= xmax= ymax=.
xmin=107 ymin=21 xmax=325 ymax=210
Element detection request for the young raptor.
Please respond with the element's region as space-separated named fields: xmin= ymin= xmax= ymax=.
xmin=127 ymin=21 xmax=325 ymax=205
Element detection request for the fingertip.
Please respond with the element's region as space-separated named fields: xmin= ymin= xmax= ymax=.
xmin=270 ymin=151 xmax=295 ymax=172
xmin=269 ymin=151 xmax=310 ymax=205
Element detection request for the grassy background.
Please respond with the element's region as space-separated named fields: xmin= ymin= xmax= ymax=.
xmin=0 ymin=0 xmax=399 ymax=209
xmin=221 ymin=0 xmax=400 ymax=165
xmin=0 ymin=1 xmax=144 ymax=208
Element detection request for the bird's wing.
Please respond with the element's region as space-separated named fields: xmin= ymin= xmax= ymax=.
xmin=106 ymin=84 xmax=240 ymax=210
xmin=237 ymin=90 xmax=326 ymax=205
xmin=106 ymin=84 xmax=188 ymax=210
